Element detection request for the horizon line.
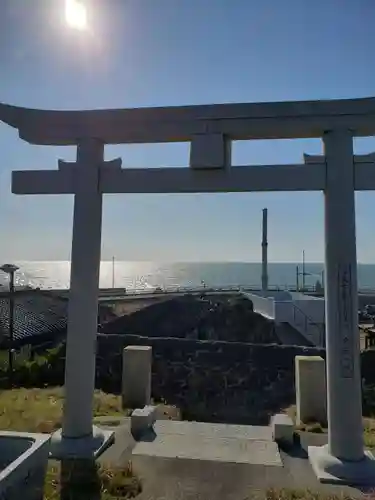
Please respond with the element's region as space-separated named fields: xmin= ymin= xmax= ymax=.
xmin=5 ymin=259 xmax=375 ymax=265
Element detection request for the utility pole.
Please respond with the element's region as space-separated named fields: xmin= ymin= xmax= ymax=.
xmin=261 ymin=208 xmax=269 ymax=292
xmin=302 ymin=250 xmax=306 ymax=291
xmin=296 ymin=265 xmax=299 ymax=291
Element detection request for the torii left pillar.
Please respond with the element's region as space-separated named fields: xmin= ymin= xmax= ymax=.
xmin=50 ymin=139 xmax=114 ymax=459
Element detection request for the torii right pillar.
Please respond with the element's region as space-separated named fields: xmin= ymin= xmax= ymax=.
xmin=308 ymin=129 xmax=375 ymax=484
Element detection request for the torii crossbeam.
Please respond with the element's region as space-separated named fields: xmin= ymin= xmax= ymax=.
xmin=2 ymin=97 xmax=375 ymax=484
xmin=11 ymin=156 xmax=375 ymax=194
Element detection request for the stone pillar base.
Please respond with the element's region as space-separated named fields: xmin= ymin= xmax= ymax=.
xmin=122 ymin=345 xmax=152 ymax=409
xmin=295 ymin=355 xmax=326 ymax=426
xmin=308 ymin=445 xmax=375 ymax=485
xmin=49 ymin=425 xmax=115 ymax=460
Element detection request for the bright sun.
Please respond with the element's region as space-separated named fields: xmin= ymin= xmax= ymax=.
xmin=65 ymin=0 xmax=88 ymax=30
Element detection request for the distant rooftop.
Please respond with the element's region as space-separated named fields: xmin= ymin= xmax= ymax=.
xmin=0 ymin=290 xmax=118 ymax=348
xmin=0 ymin=291 xmax=68 ymax=348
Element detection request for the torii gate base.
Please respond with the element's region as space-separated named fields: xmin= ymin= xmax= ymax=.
xmin=2 ymin=98 xmax=375 ymax=484
xmin=308 ymin=446 xmax=375 ymax=485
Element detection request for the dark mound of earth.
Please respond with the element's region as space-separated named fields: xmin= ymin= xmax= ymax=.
xmin=100 ymin=294 xmax=279 ymax=344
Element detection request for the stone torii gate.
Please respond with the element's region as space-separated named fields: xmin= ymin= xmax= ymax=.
xmin=1 ymin=97 xmax=375 ymax=483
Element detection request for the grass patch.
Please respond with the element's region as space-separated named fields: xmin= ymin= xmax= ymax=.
xmin=363 ymin=417 xmax=375 ymax=448
xmin=0 ymin=348 xmax=30 ymax=370
xmin=285 ymin=405 xmax=375 ymax=447
xmin=0 ymin=387 xmax=129 ymax=433
xmin=44 ymin=460 xmax=141 ymax=499
xmin=262 ymin=488 xmax=356 ymax=500
xmin=299 ymin=421 xmax=325 ymax=434
xmin=93 ymin=417 xmax=124 ymax=427
xmin=0 ymin=387 xmax=141 ymax=498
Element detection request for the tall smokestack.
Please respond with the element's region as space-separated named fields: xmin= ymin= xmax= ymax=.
xmin=261 ymin=208 xmax=268 ymax=292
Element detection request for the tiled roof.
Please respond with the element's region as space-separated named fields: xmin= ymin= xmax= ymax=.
xmin=0 ymin=291 xmax=68 ymax=347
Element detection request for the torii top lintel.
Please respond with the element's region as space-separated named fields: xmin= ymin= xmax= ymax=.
xmin=1 ymin=97 xmax=375 ymax=146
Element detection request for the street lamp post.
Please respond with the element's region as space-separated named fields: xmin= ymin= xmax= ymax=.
xmin=0 ymin=264 xmax=19 ymax=386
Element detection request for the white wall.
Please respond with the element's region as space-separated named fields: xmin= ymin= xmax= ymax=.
xmin=275 ymin=297 xmax=325 ymax=346
xmin=274 ymin=301 xmax=293 ymax=323
xmin=259 ymin=290 xmax=292 ymax=301
xmin=293 ymin=298 xmax=325 ymax=323
xmin=242 ymin=292 xmax=275 ymax=319
xmin=241 ymin=291 xmax=325 ymax=346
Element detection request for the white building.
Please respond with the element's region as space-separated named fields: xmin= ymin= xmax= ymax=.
xmin=243 ymin=290 xmax=325 ymax=347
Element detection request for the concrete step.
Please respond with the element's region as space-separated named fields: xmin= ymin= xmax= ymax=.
xmin=131 ymin=421 xmax=281 ymax=466
xmin=153 ymin=420 xmax=273 ymax=441
xmin=133 ymin=432 xmax=282 ymax=466
xmin=99 ymin=418 xmax=281 ymax=467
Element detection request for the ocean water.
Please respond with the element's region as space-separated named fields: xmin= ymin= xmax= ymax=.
xmin=1 ymin=261 xmax=375 ymax=291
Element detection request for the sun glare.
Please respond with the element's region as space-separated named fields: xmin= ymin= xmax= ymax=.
xmin=65 ymin=0 xmax=88 ymax=30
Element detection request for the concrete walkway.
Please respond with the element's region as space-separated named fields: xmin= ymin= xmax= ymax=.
xmin=97 ymin=417 xmax=367 ymax=499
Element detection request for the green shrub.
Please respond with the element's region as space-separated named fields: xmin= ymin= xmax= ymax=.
xmin=0 ymin=343 xmax=66 ymax=389
xmin=362 ymin=383 xmax=375 ymax=416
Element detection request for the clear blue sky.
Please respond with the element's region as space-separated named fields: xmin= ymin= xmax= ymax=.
xmin=1 ymin=0 xmax=375 ymax=263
